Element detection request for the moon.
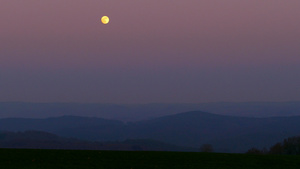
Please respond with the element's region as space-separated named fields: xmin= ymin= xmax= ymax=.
xmin=101 ymin=16 xmax=109 ymax=24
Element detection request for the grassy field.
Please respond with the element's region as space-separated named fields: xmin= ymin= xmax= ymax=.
xmin=0 ymin=149 xmax=300 ymax=169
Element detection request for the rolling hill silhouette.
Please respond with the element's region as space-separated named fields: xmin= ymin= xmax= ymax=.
xmin=1 ymin=111 xmax=300 ymax=152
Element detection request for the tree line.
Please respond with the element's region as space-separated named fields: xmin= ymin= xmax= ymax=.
xmin=246 ymin=136 xmax=300 ymax=155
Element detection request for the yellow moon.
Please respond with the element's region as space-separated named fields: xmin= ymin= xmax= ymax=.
xmin=101 ymin=16 xmax=109 ymax=24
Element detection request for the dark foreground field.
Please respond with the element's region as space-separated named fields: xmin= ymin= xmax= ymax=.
xmin=1 ymin=149 xmax=300 ymax=169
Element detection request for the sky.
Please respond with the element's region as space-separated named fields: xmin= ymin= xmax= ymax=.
xmin=1 ymin=0 xmax=300 ymax=104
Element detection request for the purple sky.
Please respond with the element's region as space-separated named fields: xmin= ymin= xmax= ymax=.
xmin=1 ymin=0 xmax=300 ymax=103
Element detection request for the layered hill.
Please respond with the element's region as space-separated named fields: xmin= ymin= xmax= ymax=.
xmin=1 ymin=111 xmax=300 ymax=152
xmin=0 ymin=130 xmax=193 ymax=151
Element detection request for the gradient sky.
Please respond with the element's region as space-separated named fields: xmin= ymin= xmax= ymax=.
xmin=1 ymin=0 xmax=300 ymax=103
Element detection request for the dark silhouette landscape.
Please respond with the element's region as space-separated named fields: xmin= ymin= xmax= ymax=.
xmin=1 ymin=105 xmax=300 ymax=153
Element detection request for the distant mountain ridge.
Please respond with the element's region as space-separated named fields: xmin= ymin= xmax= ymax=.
xmin=1 ymin=102 xmax=300 ymax=121
xmin=1 ymin=111 xmax=300 ymax=153
xmin=0 ymin=116 xmax=124 ymax=141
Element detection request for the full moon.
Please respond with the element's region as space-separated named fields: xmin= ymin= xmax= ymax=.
xmin=101 ymin=16 xmax=109 ymax=24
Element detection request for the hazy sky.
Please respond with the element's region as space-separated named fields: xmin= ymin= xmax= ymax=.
xmin=1 ymin=0 xmax=300 ymax=103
